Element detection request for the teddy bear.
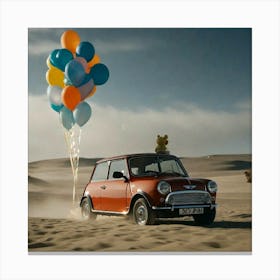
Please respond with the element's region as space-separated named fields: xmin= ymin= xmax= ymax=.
xmin=244 ymin=169 xmax=252 ymax=183
xmin=155 ymin=134 xmax=169 ymax=154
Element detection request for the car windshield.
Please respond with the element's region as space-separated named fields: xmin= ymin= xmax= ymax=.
xmin=129 ymin=155 xmax=188 ymax=177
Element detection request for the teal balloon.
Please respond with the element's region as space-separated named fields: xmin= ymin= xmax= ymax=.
xmin=56 ymin=49 xmax=73 ymax=71
xmin=76 ymin=41 xmax=95 ymax=62
xmin=49 ymin=49 xmax=73 ymax=71
xmin=49 ymin=49 xmax=60 ymax=68
xmin=65 ymin=59 xmax=86 ymax=87
xmin=73 ymin=102 xmax=92 ymax=127
xmin=60 ymin=107 xmax=75 ymax=130
xmin=50 ymin=103 xmax=63 ymax=113
xmin=89 ymin=63 xmax=109 ymax=85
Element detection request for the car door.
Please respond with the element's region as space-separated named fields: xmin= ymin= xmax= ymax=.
xmin=88 ymin=161 xmax=109 ymax=210
xmin=100 ymin=159 xmax=130 ymax=213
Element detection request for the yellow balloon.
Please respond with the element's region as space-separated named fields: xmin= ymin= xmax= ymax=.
xmin=46 ymin=67 xmax=65 ymax=88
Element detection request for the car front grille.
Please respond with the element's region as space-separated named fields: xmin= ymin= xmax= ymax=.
xmin=165 ymin=191 xmax=211 ymax=205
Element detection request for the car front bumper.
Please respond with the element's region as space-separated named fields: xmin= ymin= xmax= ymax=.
xmin=152 ymin=203 xmax=217 ymax=211
xmin=151 ymin=204 xmax=217 ymax=218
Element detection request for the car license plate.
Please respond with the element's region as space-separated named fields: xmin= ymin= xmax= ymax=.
xmin=179 ymin=208 xmax=204 ymax=215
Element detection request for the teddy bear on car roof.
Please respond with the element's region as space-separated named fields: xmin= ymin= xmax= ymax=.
xmin=155 ymin=134 xmax=169 ymax=154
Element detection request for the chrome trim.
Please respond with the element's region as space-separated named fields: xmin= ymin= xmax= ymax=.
xmin=207 ymin=180 xmax=218 ymax=193
xmin=152 ymin=204 xmax=217 ymax=211
xmin=165 ymin=190 xmax=212 ymax=205
xmin=183 ymin=185 xmax=196 ymax=190
xmin=91 ymin=209 xmax=129 ymax=215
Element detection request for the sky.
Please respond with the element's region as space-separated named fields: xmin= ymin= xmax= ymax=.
xmin=28 ymin=28 xmax=252 ymax=162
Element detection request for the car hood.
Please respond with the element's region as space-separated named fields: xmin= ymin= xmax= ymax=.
xmin=163 ymin=177 xmax=210 ymax=192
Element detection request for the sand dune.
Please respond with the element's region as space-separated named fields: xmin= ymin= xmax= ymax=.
xmin=28 ymin=154 xmax=252 ymax=253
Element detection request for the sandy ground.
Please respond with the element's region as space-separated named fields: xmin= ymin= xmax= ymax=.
xmin=28 ymin=154 xmax=252 ymax=253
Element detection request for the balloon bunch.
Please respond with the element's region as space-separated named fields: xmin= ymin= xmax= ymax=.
xmin=45 ymin=30 xmax=109 ymax=204
xmin=46 ymin=30 xmax=109 ymax=130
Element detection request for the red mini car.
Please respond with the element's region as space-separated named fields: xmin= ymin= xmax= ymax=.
xmin=80 ymin=153 xmax=217 ymax=225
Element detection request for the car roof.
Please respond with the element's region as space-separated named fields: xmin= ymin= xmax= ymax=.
xmin=96 ymin=153 xmax=177 ymax=164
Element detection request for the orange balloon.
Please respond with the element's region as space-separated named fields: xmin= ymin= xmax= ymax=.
xmin=87 ymin=85 xmax=97 ymax=98
xmin=88 ymin=54 xmax=101 ymax=68
xmin=60 ymin=30 xmax=80 ymax=53
xmin=61 ymin=86 xmax=81 ymax=111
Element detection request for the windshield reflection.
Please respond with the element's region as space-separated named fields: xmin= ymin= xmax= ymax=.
xmin=129 ymin=155 xmax=188 ymax=177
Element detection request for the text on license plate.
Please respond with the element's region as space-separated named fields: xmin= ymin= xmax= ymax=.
xmin=179 ymin=208 xmax=204 ymax=215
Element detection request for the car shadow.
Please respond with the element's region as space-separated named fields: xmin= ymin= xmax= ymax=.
xmin=157 ymin=219 xmax=251 ymax=229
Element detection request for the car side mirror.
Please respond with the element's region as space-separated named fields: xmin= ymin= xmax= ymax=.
xmin=113 ymin=171 xmax=129 ymax=182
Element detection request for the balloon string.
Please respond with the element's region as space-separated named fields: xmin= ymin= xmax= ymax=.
xmin=64 ymin=126 xmax=81 ymax=205
xmin=72 ymin=127 xmax=81 ymax=204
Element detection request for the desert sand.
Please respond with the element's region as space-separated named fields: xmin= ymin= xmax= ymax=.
xmin=28 ymin=154 xmax=252 ymax=253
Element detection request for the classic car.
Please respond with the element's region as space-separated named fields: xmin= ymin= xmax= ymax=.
xmin=80 ymin=153 xmax=217 ymax=225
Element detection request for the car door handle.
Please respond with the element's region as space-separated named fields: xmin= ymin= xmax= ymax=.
xmin=100 ymin=185 xmax=107 ymax=190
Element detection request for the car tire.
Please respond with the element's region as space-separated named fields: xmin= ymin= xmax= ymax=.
xmin=193 ymin=207 xmax=216 ymax=225
xmin=81 ymin=198 xmax=97 ymax=220
xmin=133 ymin=198 xmax=156 ymax=225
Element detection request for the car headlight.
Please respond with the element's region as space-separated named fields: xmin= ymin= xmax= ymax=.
xmin=157 ymin=181 xmax=171 ymax=195
xmin=207 ymin=180 xmax=218 ymax=193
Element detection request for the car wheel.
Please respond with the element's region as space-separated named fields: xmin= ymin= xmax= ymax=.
xmin=81 ymin=199 xmax=97 ymax=220
xmin=193 ymin=208 xmax=216 ymax=225
xmin=133 ymin=198 xmax=156 ymax=225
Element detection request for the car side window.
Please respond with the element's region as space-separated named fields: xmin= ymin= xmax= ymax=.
xmin=108 ymin=159 xmax=128 ymax=179
xmin=92 ymin=161 xmax=109 ymax=181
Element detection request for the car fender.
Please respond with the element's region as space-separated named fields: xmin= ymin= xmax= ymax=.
xmin=129 ymin=191 xmax=153 ymax=213
xmin=80 ymin=195 xmax=94 ymax=211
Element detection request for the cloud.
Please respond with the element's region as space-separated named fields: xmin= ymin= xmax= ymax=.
xmin=28 ymin=96 xmax=251 ymax=162
xmin=28 ymin=29 xmax=61 ymax=55
xmin=93 ymin=38 xmax=152 ymax=54
xmin=29 ymin=37 xmax=152 ymax=56
xmin=28 ymin=39 xmax=60 ymax=55
xmin=28 ymin=29 xmax=159 ymax=56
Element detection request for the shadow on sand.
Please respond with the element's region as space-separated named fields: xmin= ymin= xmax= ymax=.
xmin=158 ymin=219 xmax=251 ymax=229
xmin=222 ymin=160 xmax=251 ymax=171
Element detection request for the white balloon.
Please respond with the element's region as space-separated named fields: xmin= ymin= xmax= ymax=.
xmin=47 ymin=86 xmax=62 ymax=106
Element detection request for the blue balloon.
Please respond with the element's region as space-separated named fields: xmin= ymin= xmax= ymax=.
xmin=50 ymin=103 xmax=63 ymax=113
xmin=60 ymin=107 xmax=75 ymax=130
xmin=65 ymin=59 xmax=86 ymax=87
xmin=63 ymin=77 xmax=72 ymax=86
xmin=79 ymin=73 xmax=91 ymax=86
xmin=73 ymin=102 xmax=92 ymax=127
xmin=89 ymin=63 xmax=109 ymax=85
xmin=76 ymin=41 xmax=95 ymax=62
